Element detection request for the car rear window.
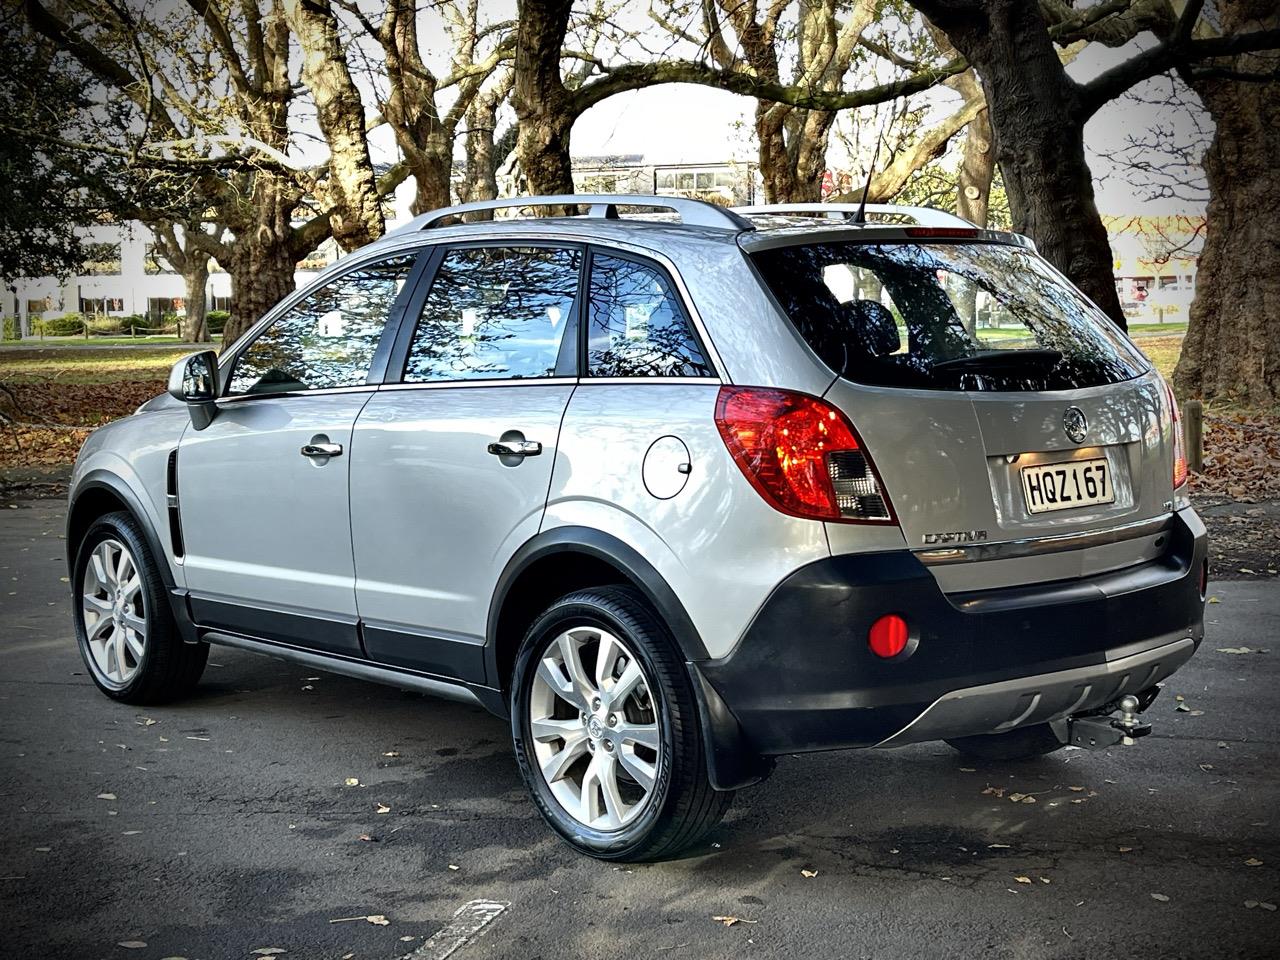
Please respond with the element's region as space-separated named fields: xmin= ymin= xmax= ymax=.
xmin=751 ymin=241 xmax=1149 ymax=391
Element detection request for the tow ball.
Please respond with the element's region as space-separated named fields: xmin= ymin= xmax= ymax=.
xmin=1053 ymin=686 xmax=1161 ymax=750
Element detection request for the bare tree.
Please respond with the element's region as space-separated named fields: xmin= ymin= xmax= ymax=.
xmin=908 ymin=0 xmax=1280 ymax=330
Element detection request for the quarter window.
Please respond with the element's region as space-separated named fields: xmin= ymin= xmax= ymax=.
xmin=404 ymin=246 xmax=580 ymax=382
xmin=587 ymin=253 xmax=711 ymax=378
xmin=227 ymin=254 xmax=416 ymax=396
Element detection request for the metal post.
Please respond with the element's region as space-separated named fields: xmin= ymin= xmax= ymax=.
xmin=1183 ymin=399 xmax=1204 ymax=473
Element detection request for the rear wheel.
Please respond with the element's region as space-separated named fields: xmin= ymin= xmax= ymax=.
xmin=74 ymin=511 xmax=208 ymax=705
xmin=946 ymin=723 xmax=1067 ymax=762
xmin=511 ymin=586 xmax=731 ymax=861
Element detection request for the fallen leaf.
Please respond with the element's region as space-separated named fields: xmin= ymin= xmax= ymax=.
xmin=1068 ymin=786 xmax=1086 ymax=792
xmin=1039 ymin=877 xmax=1051 ymax=884
xmin=345 ymin=778 xmax=360 ymax=787
xmin=1217 ymin=647 xmax=1256 ymax=654
xmin=376 ymin=803 xmax=391 ymax=814
xmin=1015 ymin=876 xmax=1032 ymax=884
xmin=1261 ymin=902 xmax=1277 ymax=911
xmin=1008 ymin=792 xmax=1026 ymax=802
xmin=1189 ymin=710 xmax=1205 ymax=717
xmin=712 ymin=916 xmax=758 ymax=927
xmin=982 ymin=786 xmax=1005 ymax=798
xmin=358 ymin=834 xmax=376 ymax=842
xmin=959 ymin=767 xmax=976 ymax=773
xmin=118 ymin=942 xmax=147 ymax=950
xmin=97 ymin=793 xmax=116 ymax=800
xmin=1175 ymin=695 xmax=1186 ymax=702
xmin=988 ymin=843 xmax=1011 ymax=849
xmin=1176 ymin=702 xmax=1191 ymax=713
xmin=250 ymin=950 xmax=287 ymax=957
xmin=1245 ymin=900 xmax=1259 ymax=908
xmin=448 ymin=864 xmax=459 ymax=871
xmin=1119 ymin=847 xmax=1134 ymax=853
xmin=366 ymin=915 xmax=390 ymax=926
xmin=383 ymin=751 xmax=400 ymax=757
xmin=1245 ymin=857 xmax=1263 ymax=866
xmin=1151 ymin=893 xmax=1170 ymax=902
xmin=1208 ymin=596 xmax=1221 ymax=604
xmin=800 ymin=869 xmax=818 ymax=878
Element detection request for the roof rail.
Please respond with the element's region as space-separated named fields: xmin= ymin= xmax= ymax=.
xmin=393 ymin=194 xmax=755 ymax=234
xmin=733 ymin=203 xmax=977 ymax=229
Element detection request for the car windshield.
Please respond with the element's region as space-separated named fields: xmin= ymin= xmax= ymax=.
xmin=750 ymin=241 xmax=1149 ymax=391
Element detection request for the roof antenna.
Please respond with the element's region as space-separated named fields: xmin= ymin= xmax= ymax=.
xmin=854 ymin=111 xmax=889 ymax=224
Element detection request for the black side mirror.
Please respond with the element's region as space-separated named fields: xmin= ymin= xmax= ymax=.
xmin=168 ymin=350 xmax=220 ymax=429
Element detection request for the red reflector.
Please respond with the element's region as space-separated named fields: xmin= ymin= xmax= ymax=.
xmin=868 ymin=614 xmax=910 ymax=658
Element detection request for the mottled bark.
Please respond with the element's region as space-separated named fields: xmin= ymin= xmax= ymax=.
xmin=284 ymin=0 xmax=383 ymax=249
xmin=181 ymin=257 xmax=209 ymax=343
xmin=956 ymin=109 xmax=995 ymax=228
xmin=514 ymin=0 xmax=576 ymax=200
xmin=1173 ymin=0 xmax=1280 ymax=403
xmin=458 ymin=82 xmax=507 ymax=219
xmin=914 ymin=0 xmax=1128 ymax=329
xmin=221 ymin=239 xmax=296 ymax=350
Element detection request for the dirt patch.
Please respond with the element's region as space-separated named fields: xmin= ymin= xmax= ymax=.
xmin=1198 ymin=497 xmax=1280 ymax=580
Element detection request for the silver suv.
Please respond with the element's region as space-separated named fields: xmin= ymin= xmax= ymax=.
xmin=67 ymin=195 xmax=1207 ymax=860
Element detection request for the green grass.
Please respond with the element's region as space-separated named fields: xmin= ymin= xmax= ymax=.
xmin=1126 ymin=321 xmax=1188 ymax=336
xmin=0 ymin=346 xmax=194 ymax=384
xmin=2 ymin=334 xmax=219 ymax=347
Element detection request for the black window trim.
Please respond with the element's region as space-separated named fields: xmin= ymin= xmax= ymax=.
xmin=218 ymin=246 xmax=433 ymax=402
xmin=383 ymin=239 xmax=588 ymax=386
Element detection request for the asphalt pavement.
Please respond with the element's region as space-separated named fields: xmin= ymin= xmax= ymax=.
xmin=2 ymin=498 xmax=1277 ymax=959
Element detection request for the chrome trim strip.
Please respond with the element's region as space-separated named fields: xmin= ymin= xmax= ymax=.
xmin=378 ymin=377 xmax=579 ymax=392
xmin=201 ymin=630 xmax=484 ymax=707
xmin=914 ymin=513 xmax=1174 ymax=566
xmin=576 ymin=376 xmax=721 ymax=386
xmin=875 ymin=636 xmax=1195 ymax=749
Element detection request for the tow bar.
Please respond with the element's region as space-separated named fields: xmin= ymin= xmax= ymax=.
xmin=1053 ymin=686 xmax=1161 ymax=750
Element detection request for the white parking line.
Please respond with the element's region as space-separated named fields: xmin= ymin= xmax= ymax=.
xmin=402 ymin=899 xmax=509 ymax=960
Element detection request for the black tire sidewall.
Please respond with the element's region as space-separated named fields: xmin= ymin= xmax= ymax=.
xmin=73 ymin=512 xmax=168 ymax=700
xmin=511 ymin=593 xmax=682 ymax=859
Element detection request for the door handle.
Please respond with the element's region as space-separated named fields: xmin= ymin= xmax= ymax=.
xmin=301 ymin=442 xmax=343 ymax=458
xmin=487 ymin=439 xmax=542 ymax=458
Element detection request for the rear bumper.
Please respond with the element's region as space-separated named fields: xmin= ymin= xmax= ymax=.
xmin=694 ymin=507 xmax=1207 ymax=764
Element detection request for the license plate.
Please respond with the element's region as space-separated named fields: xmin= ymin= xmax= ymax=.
xmin=1020 ymin=458 xmax=1113 ymax=514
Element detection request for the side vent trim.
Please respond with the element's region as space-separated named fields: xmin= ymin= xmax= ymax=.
xmin=166 ymin=449 xmax=185 ymax=559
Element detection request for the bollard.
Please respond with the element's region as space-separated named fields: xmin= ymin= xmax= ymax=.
xmin=1183 ymin=399 xmax=1203 ymax=473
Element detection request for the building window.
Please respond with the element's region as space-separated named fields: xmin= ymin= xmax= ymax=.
xmin=82 ymin=242 xmax=122 ymax=276
xmin=211 ymin=295 xmax=233 ymax=312
xmin=26 ymin=297 xmax=54 ymax=315
xmin=144 ymin=244 xmax=174 ymax=275
xmin=80 ymin=297 xmax=124 ymax=315
xmin=147 ymin=297 xmax=183 ymax=321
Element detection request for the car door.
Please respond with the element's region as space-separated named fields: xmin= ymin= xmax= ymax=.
xmin=349 ymin=243 xmax=582 ymax=682
xmin=178 ymin=251 xmax=424 ymax=655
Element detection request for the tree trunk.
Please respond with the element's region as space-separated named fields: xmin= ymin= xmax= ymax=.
xmin=513 ymin=0 xmax=577 ymax=201
xmin=957 ymin=110 xmax=994 ymax=228
xmin=458 ymin=90 xmax=502 ymax=220
xmin=221 ymin=241 xmax=296 ymax=350
xmin=285 ymin=0 xmax=383 ymax=250
xmin=407 ymin=130 xmax=453 ymax=215
xmin=181 ymin=257 xmax=210 ymax=343
xmin=1173 ymin=0 xmax=1280 ymax=403
xmin=915 ymin=0 xmax=1128 ymax=330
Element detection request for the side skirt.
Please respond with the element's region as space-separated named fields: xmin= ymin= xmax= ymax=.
xmin=201 ymin=630 xmax=503 ymax=713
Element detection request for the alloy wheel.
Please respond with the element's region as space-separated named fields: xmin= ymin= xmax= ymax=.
xmin=81 ymin=538 xmax=147 ymax=685
xmin=528 ymin=626 xmax=662 ymax=830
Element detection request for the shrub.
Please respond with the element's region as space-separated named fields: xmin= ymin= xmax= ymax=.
xmin=1 ymin=316 xmax=18 ymax=340
xmin=36 ymin=313 xmax=86 ymax=337
xmin=205 ymin=310 xmax=230 ymax=335
xmin=86 ymin=315 xmax=124 ymax=335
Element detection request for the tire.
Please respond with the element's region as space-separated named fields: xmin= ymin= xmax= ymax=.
xmin=946 ymin=723 xmax=1067 ymax=762
xmin=511 ymin=586 xmax=732 ymax=861
xmin=73 ymin=511 xmax=208 ymax=705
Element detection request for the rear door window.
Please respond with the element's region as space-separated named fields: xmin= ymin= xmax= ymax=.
xmin=404 ymin=246 xmax=580 ymax=382
xmin=587 ymin=252 xmax=713 ymax=378
xmin=752 ymin=241 xmax=1149 ymax=391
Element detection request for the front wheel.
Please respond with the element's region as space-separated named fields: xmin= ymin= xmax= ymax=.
xmin=73 ymin=511 xmax=208 ymax=705
xmin=946 ymin=723 xmax=1067 ymax=762
xmin=511 ymin=586 xmax=731 ymax=861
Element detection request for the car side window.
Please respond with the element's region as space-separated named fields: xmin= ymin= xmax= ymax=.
xmin=403 ymin=246 xmax=580 ymax=382
xmin=587 ymin=253 xmax=712 ymax=378
xmin=227 ymin=254 xmax=417 ymax=396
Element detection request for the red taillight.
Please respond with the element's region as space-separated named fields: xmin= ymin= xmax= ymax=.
xmin=1164 ymin=380 xmax=1188 ymax=489
xmin=714 ymin=386 xmax=894 ymax=523
xmin=869 ymin=614 xmax=910 ymax=658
